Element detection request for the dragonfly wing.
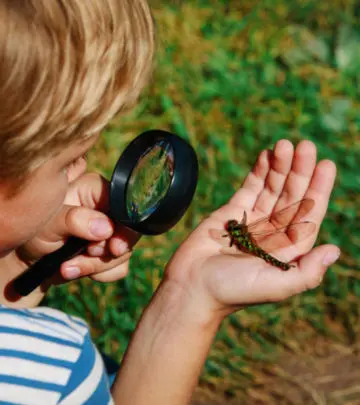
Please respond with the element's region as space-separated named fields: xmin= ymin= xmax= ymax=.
xmin=247 ymin=198 xmax=314 ymax=233
xmin=251 ymin=221 xmax=316 ymax=253
xmin=210 ymin=199 xmax=316 ymax=257
xmin=209 ymin=222 xmax=316 ymax=257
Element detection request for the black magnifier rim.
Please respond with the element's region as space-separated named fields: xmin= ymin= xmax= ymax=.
xmin=110 ymin=129 xmax=198 ymax=235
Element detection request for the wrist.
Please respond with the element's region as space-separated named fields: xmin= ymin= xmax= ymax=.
xmin=111 ymin=278 xmax=223 ymax=405
xmin=150 ymin=277 xmax=224 ymax=332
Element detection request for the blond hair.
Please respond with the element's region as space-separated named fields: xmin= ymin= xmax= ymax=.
xmin=0 ymin=0 xmax=155 ymax=186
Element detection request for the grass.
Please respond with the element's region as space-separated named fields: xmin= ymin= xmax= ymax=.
xmin=44 ymin=0 xmax=360 ymax=397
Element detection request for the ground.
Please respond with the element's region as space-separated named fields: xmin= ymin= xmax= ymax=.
xmin=192 ymin=327 xmax=360 ymax=405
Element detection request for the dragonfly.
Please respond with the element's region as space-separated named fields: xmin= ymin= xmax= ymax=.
xmin=212 ymin=199 xmax=316 ymax=270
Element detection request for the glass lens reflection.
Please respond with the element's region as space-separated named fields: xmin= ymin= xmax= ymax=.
xmin=126 ymin=141 xmax=174 ymax=222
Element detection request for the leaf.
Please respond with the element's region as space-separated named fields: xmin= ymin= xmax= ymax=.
xmin=278 ymin=25 xmax=330 ymax=67
xmin=335 ymin=24 xmax=360 ymax=74
xmin=321 ymin=98 xmax=352 ymax=133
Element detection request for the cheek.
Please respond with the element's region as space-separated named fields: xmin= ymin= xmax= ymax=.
xmin=17 ymin=176 xmax=68 ymax=238
xmin=0 ymin=183 xmax=68 ymax=254
xmin=35 ymin=177 xmax=69 ymax=226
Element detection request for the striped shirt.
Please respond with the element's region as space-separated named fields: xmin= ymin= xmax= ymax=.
xmin=0 ymin=305 xmax=114 ymax=404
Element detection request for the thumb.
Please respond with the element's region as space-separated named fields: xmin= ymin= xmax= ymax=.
xmin=52 ymin=172 xmax=114 ymax=242
xmin=21 ymin=205 xmax=114 ymax=260
xmin=262 ymin=244 xmax=341 ymax=303
xmin=17 ymin=173 xmax=115 ymax=263
xmin=53 ymin=205 xmax=114 ymax=242
xmin=296 ymin=244 xmax=341 ymax=291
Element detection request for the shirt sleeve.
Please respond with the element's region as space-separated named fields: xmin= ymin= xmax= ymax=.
xmin=58 ymin=330 xmax=114 ymax=405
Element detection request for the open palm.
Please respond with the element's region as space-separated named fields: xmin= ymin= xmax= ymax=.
xmin=166 ymin=140 xmax=339 ymax=313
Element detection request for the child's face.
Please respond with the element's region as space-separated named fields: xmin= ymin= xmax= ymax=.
xmin=0 ymin=135 xmax=99 ymax=256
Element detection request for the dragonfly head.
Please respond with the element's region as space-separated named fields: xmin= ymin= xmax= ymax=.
xmin=226 ymin=219 xmax=239 ymax=232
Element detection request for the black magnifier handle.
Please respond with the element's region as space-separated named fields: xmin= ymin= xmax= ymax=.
xmin=13 ymin=237 xmax=89 ymax=296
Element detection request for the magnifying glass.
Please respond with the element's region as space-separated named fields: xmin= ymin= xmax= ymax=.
xmin=13 ymin=129 xmax=198 ymax=296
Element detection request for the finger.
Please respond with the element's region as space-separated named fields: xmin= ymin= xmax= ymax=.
xmin=60 ymin=251 xmax=132 ymax=280
xmin=22 ymin=205 xmax=115 ymax=259
xmin=298 ymin=159 xmax=337 ymax=225
xmin=279 ymin=244 xmax=341 ymax=298
xmin=107 ymin=226 xmax=141 ymax=257
xmin=90 ymin=261 xmax=130 ymax=283
xmin=64 ymin=172 xmax=110 ymax=211
xmin=253 ymin=140 xmax=294 ymax=215
xmin=87 ymin=240 xmax=107 ymax=257
xmin=86 ymin=227 xmax=140 ymax=257
xmin=229 ymin=149 xmax=271 ymax=209
xmin=250 ymin=244 xmax=340 ymax=303
xmin=52 ymin=205 xmax=114 ymax=241
xmin=272 ymin=140 xmax=317 ymax=211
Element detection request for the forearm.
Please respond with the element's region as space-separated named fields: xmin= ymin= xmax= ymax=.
xmin=111 ymin=279 xmax=222 ymax=405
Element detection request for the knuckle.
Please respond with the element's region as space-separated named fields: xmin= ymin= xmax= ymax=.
xmin=81 ymin=261 xmax=98 ymax=276
xmin=65 ymin=206 xmax=83 ymax=228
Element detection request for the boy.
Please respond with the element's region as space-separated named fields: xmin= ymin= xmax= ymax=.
xmin=0 ymin=1 xmax=340 ymax=404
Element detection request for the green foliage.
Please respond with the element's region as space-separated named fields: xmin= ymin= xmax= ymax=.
xmin=45 ymin=0 xmax=360 ymax=391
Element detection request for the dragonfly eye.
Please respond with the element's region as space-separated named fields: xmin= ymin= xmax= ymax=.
xmin=226 ymin=219 xmax=238 ymax=231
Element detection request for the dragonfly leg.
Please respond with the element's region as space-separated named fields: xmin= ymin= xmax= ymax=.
xmin=241 ymin=210 xmax=247 ymax=226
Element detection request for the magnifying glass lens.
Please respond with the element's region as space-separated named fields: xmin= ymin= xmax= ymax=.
xmin=126 ymin=141 xmax=175 ymax=223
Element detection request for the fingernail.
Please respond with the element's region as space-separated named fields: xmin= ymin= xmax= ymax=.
xmin=90 ymin=219 xmax=112 ymax=237
xmin=323 ymin=250 xmax=340 ymax=266
xmin=89 ymin=245 xmax=106 ymax=256
xmin=116 ymin=240 xmax=129 ymax=256
xmin=64 ymin=266 xmax=81 ymax=280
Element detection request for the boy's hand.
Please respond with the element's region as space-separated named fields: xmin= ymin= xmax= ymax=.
xmin=165 ymin=140 xmax=340 ymax=320
xmin=16 ymin=172 xmax=139 ymax=286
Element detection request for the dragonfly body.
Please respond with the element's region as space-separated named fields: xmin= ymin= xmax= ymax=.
xmin=225 ymin=215 xmax=293 ymax=271
xmin=220 ymin=199 xmax=315 ymax=270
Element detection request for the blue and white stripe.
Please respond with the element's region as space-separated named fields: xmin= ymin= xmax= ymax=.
xmin=0 ymin=305 xmax=113 ymax=404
